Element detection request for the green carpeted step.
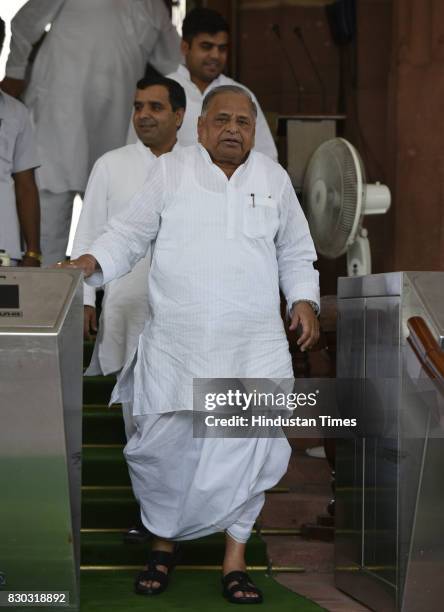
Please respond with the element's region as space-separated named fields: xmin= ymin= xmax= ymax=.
xmin=82 ymin=408 xmax=126 ymax=445
xmin=82 ymin=446 xmax=130 ymax=487
xmin=80 ymin=570 xmax=326 ymax=611
xmin=81 ymin=532 xmax=268 ymax=567
xmin=83 ymin=341 xmax=95 ymax=366
xmin=83 ymin=376 xmax=116 ymax=405
xmin=82 ymin=488 xmax=138 ymax=528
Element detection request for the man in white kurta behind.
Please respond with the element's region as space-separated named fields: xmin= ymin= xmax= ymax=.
xmin=70 ymin=76 xmax=186 ymax=441
xmin=128 ymin=7 xmax=277 ymax=161
xmin=1 ymin=0 xmax=182 ymax=266
xmin=64 ymin=86 xmax=320 ymax=603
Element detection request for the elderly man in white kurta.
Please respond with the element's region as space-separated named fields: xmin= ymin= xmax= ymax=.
xmin=65 ymin=86 xmax=320 ymax=604
xmin=1 ymin=0 xmax=182 ymax=266
xmin=128 ymin=7 xmax=277 ymax=162
xmin=70 ymin=76 xmax=185 ymax=441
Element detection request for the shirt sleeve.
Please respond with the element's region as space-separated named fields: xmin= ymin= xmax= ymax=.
xmin=250 ymin=92 xmax=278 ymax=162
xmin=71 ymin=157 xmax=111 ymax=306
xmin=84 ymin=157 xmax=165 ymax=287
xmin=5 ymin=0 xmax=67 ymax=80
xmin=132 ymin=0 xmax=182 ymax=76
xmin=275 ymin=174 xmax=320 ymax=311
xmin=12 ymin=105 xmax=39 ymax=173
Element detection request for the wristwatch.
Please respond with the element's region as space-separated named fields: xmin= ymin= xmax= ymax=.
xmin=292 ymin=300 xmax=320 ymax=317
xmin=24 ymin=250 xmax=42 ymax=263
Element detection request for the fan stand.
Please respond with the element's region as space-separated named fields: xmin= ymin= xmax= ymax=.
xmin=346 ymin=227 xmax=371 ymax=276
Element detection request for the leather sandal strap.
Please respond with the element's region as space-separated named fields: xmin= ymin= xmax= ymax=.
xmin=223 ymin=570 xmax=252 ymax=586
xmin=148 ymin=549 xmax=176 ymax=569
xmin=137 ymin=568 xmax=168 ymax=585
xmin=222 ymin=571 xmax=262 ymax=597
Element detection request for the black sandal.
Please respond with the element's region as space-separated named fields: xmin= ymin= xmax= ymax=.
xmin=221 ymin=570 xmax=263 ymax=604
xmin=134 ymin=544 xmax=179 ymax=596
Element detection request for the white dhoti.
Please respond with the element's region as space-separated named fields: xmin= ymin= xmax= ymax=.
xmin=124 ymin=411 xmax=292 ymax=543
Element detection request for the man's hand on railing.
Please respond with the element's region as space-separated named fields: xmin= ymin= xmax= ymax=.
xmin=53 ymin=254 xmax=99 ymax=278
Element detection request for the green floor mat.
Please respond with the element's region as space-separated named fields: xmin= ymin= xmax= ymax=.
xmin=80 ymin=570 xmax=326 ymax=611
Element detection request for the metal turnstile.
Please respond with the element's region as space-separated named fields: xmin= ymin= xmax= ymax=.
xmin=0 ymin=269 xmax=83 ymax=610
xmin=335 ymin=272 xmax=444 ymax=612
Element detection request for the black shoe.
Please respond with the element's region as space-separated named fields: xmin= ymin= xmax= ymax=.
xmin=222 ymin=570 xmax=263 ymax=604
xmin=124 ymin=523 xmax=151 ymax=544
xmin=134 ymin=544 xmax=180 ymax=596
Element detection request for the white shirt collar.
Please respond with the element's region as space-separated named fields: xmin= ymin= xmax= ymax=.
xmin=177 ymin=64 xmax=225 ymax=94
xmin=136 ymin=138 xmax=180 ymax=158
xmin=197 ymin=143 xmax=254 ymax=178
xmin=177 ymin=64 xmax=191 ymax=81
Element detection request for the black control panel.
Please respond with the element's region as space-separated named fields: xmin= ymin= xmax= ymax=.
xmin=0 ymin=285 xmax=20 ymax=309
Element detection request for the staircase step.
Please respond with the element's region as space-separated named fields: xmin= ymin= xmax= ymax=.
xmin=82 ymin=409 xmax=126 ymax=445
xmin=83 ymin=376 xmax=116 ymax=405
xmin=279 ymin=451 xmax=331 ymax=489
xmin=300 ymin=523 xmax=334 ymax=542
xmin=80 ymin=532 xmax=268 ymax=567
xmin=260 ymin=492 xmax=329 ymax=529
xmin=317 ymin=514 xmax=334 ymax=527
xmin=82 ymin=446 xmax=130 ymax=487
xmin=83 ymin=341 xmax=95 ymax=366
xmin=80 ymin=487 xmax=295 ymax=531
xmin=81 ymin=488 xmax=139 ymax=528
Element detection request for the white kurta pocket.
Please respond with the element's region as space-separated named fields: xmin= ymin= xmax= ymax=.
xmin=243 ymin=194 xmax=279 ymax=239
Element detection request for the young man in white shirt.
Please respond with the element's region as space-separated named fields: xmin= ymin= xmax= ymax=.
xmin=0 ymin=86 xmax=41 ymax=267
xmin=128 ymin=8 xmax=278 ymax=161
xmin=71 ymin=76 xmax=185 ymax=441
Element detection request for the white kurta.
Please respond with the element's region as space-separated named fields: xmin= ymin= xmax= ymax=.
xmin=71 ymin=140 xmax=156 ymax=376
xmin=6 ymin=0 xmax=181 ymax=193
xmin=127 ymin=64 xmax=278 ymax=161
xmin=85 ymin=144 xmax=319 ymax=414
xmin=84 ymin=144 xmax=318 ymax=542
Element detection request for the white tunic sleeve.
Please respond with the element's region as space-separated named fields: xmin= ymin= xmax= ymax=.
xmin=85 ymin=158 xmax=165 ymax=287
xmin=131 ymin=0 xmax=181 ymax=76
xmin=275 ymin=175 xmax=320 ymax=309
xmin=71 ymin=157 xmax=111 ymax=307
xmin=11 ymin=101 xmax=39 ymax=173
xmin=5 ymin=0 xmax=66 ymax=79
xmin=250 ymin=92 xmax=278 ymax=162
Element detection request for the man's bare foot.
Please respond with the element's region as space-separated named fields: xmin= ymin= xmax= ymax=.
xmin=223 ymin=533 xmax=261 ymax=600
